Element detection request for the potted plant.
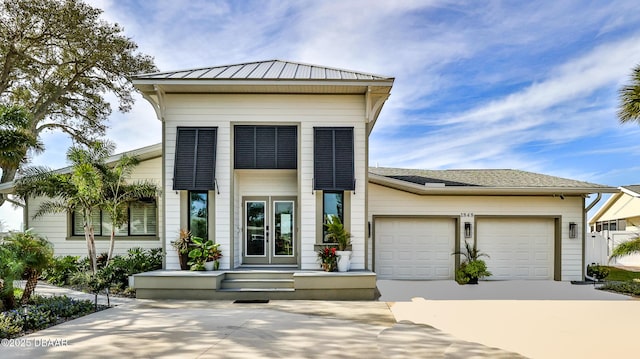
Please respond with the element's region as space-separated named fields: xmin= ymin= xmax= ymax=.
xmin=172 ymin=229 xmax=191 ymax=270
xmin=188 ymin=236 xmax=222 ymax=271
xmin=453 ymin=241 xmax=492 ymax=284
xmin=317 ymin=246 xmax=337 ymax=272
xmin=325 ymin=216 xmax=352 ymax=272
xmin=206 ymin=243 xmax=223 ymax=271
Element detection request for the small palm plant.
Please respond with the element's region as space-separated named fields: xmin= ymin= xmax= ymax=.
xmin=2 ymin=230 xmax=54 ymax=303
xmin=325 ymin=216 xmax=352 ymax=251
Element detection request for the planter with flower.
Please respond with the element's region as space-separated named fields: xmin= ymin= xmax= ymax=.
xmin=188 ymin=236 xmax=222 ymax=271
xmin=453 ymin=241 xmax=492 ymax=284
xmin=325 ymin=216 xmax=352 ymax=272
xmin=317 ymin=246 xmax=337 ymax=272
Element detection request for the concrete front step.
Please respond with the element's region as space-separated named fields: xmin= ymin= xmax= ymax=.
xmin=221 ymin=278 xmax=295 ymax=289
xmin=218 ymin=288 xmax=296 ymax=292
xmin=224 ymin=271 xmax=294 ymax=280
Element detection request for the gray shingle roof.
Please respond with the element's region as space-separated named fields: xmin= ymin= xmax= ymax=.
xmin=369 ymin=167 xmax=610 ymax=189
xmin=134 ymin=60 xmax=393 ymax=81
xmin=621 ymin=185 xmax=640 ymax=196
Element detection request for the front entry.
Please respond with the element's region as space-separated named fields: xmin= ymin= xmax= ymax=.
xmin=243 ymin=197 xmax=297 ymax=265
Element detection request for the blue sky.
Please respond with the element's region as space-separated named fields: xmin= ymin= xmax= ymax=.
xmin=3 ymin=0 xmax=640 ymax=230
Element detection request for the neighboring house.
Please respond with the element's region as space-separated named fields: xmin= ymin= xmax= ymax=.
xmin=0 ymin=60 xmax=617 ymax=284
xmin=0 ymin=144 xmax=162 ymax=257
xmin=588 ymin=186 xmax=640 ymax=266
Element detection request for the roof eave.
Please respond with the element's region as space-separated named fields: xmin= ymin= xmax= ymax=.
xmin=132 ymin=78 xmax=394 ymax=94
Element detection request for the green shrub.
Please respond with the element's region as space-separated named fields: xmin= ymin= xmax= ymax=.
xmin=42 ymin=256 xmax=82 ymax=286
xmin=0 ymin=311 xmax=23 ymax=338
xmin=106 ymin=247 xmax=162 ymax=288
xmin=600 ymin=281 xmax=640 ymax=297
xmin=587 ymin=264 xmax=610 ymax=281
xmin=0 ymin=295 xmax=98 ymax=339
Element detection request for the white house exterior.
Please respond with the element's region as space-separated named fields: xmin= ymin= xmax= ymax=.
xmin=368 ymin=168 xmax=615 ymax=281
xmin=0 ymin=60 xmax=618 ymax=290
xmin=132 ymin=60 xmax=394 ymax=272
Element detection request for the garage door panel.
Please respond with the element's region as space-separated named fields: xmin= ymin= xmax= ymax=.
xmin=375 ymin=218 xmax=455 ymax=280
xmin=478 ymin=218 xmax=554 ymax=280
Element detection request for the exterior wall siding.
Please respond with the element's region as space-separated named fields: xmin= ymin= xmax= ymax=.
xmin=26 ymin=156 xmax=163 ymax=258
xmin=368 ymin=183 xmax=584 ymax=280
xmin=162 ymin=94 xmax=367 ymax=270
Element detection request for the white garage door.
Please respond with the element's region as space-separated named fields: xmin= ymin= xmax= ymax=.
xmin=375 ymin=218 xmax=456 ymax=280
xmin=477 ymin=218 xmax=554 ymax=280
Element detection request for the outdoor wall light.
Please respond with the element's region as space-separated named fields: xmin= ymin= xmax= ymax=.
xmin=569 ymin=222 xmax=577 ymax=238
xmin=464 ymin=222 xmax=472 ymax=238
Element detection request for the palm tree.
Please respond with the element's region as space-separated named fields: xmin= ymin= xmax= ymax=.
xmin=101 ymin=154 xmax=158 ymax=263
xmin=618 ymin=64 xmax=640 ymax=124
xmin=2 ymin=230 xmax=53 ymax=305
xmin=16 ymin=143 xmax=109 ymax=273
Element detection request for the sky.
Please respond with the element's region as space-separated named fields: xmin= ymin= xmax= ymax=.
xmin=3 ymin=0 xmax=640 ymax=230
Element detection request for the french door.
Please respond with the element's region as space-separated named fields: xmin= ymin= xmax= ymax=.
xmin=243 ymin=197 xmax=296 ymax=265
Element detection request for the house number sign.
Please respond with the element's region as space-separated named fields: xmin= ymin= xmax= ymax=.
xmin=460 ymin=213 xmax=474 ymax=217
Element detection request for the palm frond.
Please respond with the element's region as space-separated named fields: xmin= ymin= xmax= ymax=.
xmin=610 ymin=237 xmax=640 ymax=261
xmin=32 ymin=200 xmax=70 ymax=218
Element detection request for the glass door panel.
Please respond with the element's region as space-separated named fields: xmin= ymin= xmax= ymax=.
xmin=273 ymin=201 xmax=294 ymax=257
xmin=245 ymin=201 xmax=266 ymax=257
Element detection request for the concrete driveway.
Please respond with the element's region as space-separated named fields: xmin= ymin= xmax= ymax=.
xmin=377 ymin=279 xmax=631 ymax=301
xmin=380 ymin=280 xmax=638 ymax=358
xmin=3 ymin=281 xmax=636 ymax=358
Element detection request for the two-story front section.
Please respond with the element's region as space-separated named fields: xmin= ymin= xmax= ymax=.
xmin=133 ymin=60 xmax=393 ymax=270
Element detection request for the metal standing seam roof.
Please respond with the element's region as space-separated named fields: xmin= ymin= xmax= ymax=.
xmin=368 ymin=167 xmax=612 ymax=189
xmin=133 ymin=60 xmax=394 ymax=81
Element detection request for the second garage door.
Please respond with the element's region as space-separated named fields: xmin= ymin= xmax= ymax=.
xmin=476 ymin=218 xmax=555 ymax=280
xmin=375 ymin=217 xmax=456 ymax=280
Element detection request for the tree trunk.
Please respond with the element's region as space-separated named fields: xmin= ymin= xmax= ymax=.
xmin=107 ymin=229 xmax=115 ymax=263
xmin=20 ymin=269 xmax=39 ymax=305
xmin=85 ymin=224 xmax=98 ymax=274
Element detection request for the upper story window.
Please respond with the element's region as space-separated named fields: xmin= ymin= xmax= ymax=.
xmin=72 ymin=201 xmax=157 ymax=237
xmin=234 ymin=125 xmax=297 ymax=169
xmin=314 ymin=127 xmax=354 ymax=191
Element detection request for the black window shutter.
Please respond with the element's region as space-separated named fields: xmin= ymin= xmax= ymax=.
xmin=234 ymin=126 xmax=255 ymax=169
xmin=334 ymin=128 xmax=354 ymax=190
xmin=256 ymin=126 xmax=276 ymax=169
xmin=314 ymin=127 xmax=354 ymax=190
xmin=234 ymin=126 xmax=297 ymax=169
xmin=174 ymin=127 xmax=217 ymax=190
xmin=277 ymin=126 xmax=297 ymax=169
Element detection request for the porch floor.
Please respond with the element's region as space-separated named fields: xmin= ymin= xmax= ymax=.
xmin=132 ymin=269 xmax=378 ymax=301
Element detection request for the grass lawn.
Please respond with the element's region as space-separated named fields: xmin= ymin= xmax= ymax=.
xmin=603 ymin=266 xmax=640 ymax=282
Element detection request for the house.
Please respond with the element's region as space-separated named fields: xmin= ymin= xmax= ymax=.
xmin=0 ymin=60 xmax=617 ymax=299
xmin=588 ymin=186 xmax=640 ymax=266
